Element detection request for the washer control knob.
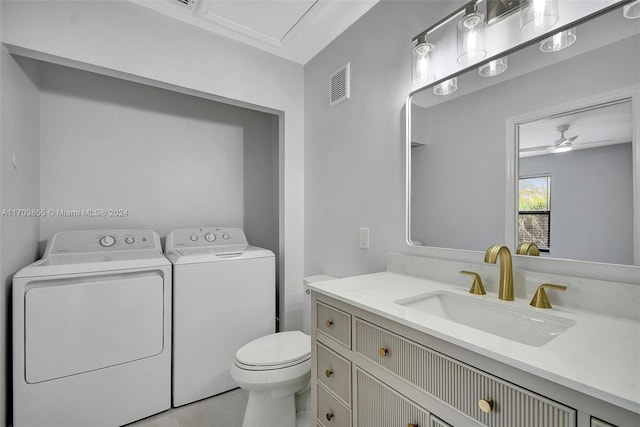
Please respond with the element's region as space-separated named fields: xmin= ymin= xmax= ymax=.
xmin=124 ymin=236 xmax=135 ymax=245
xmin=204 ymin=233 xmax=216 ymax=242
xmin=99 ymin=235 xmax=116 ymax=247
xmin=222 ymin=233 xmax=230 ymax=240
xmin=189 ymin=234 xmax=198 ymax=242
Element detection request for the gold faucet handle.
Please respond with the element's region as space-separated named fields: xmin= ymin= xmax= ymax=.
xmin=460 ymin=271 xmax=486 ymax=295
xmin=517 ymin=242 xmax=540 ymax=256
xmin=529 ymin=283 xmax=567 ymax=309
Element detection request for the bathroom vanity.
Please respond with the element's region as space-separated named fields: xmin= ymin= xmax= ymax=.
xmin=308 ymin=272 xmax=640 ymax=427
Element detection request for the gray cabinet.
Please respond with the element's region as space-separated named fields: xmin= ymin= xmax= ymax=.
xmin=354 ymin=367 xmax=430 ymax=427
xmin=317 ymin=343 xmax=351 ymax=405
xmin=312 ymin=292 xmax=638 ymax=427
xmin=355 ymin=318 xmax=575 ymax=427
xmin=317 ymin=384 xmax=351 ymax=427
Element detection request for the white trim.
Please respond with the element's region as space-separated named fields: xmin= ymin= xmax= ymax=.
xmin=405 ymin=95 xmax=413 ymax=246
xmin=128 ymin=0 xmax=379 ymax=65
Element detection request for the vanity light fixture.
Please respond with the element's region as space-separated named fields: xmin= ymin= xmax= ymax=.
xmin=520 ymin=0 xmax=559 ymax=35
xmin=433 ymin=77 xmax=458 ymax=96
xmin=539 ymin=28 xmax=576 ymax=52
xmin=479 ymin=56 xmax=508 ymax=77
xmin=623 ymin=0 xmax=640 ymax=18
xmin=457 ymin=1 xmax=487 ymax=65
xmin=412 ymin=34 xmax=436 ymax=86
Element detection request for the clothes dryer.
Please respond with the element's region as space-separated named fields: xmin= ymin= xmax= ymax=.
xmin=166 ymin=227 xmax=275 ymax=406
xmin=12 ymin=229 xmax=171 ymax=427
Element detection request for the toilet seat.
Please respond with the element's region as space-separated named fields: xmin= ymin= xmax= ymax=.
xmin=235 ymin=331 xmax=311 ymax=371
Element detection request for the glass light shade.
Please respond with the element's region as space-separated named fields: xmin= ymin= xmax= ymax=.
xmin=433 ymin=78 xmax=457 ymax=96
xmin=479 ymin=57 xmax=508 ymax=77
xmin=457 ymin=10 xmax=487 ymax=65
xmin=412 ymin=37 xmax=435 ymax=86
xmin=540 ymin=28 xmax=576 ymax=52
xmin=623 ymin=0 xmax=640 ymax=19
xmin=520 ymin=0 xmax=559 ymax=36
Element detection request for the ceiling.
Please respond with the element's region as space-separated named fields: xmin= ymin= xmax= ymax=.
xmin=130 ymin=0 xmax=379 ymax=64
xmin=519 ymin=101 xmax=633 ymax=158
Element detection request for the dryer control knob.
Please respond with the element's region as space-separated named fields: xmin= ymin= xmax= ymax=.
xmin=204 ymin=233 xmax=216 ymax=242
xmin=99 ymin=235 xmax=116 ymax=247
xmin=222 ymin=233 xmax=230 ymax=240
xmin=189 ymin=234 xmax=198 ymax=242
xmin=124 ymin=236 xmax=135 ymax=245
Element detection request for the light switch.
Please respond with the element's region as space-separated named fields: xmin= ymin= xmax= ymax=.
xmin=359 ymin=228 xmax=370 ymax=250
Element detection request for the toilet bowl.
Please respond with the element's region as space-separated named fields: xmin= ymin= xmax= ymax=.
xmin=230 ymin=331 xmax=312 ymax=427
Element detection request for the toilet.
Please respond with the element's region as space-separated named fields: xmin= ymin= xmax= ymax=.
xmin=230 ymin=331 xmax=312 ymax=427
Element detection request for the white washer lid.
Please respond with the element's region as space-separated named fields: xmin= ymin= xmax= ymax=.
xmin=236 ymin=331 xmax=310 ymax=367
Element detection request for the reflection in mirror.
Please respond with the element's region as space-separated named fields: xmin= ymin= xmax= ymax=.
xmin=517 ymin=100 xmax=634 ymax=264
xmin=409 ymin=3 xmax=639 ymax=265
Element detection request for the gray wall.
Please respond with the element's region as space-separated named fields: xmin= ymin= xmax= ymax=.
xmin=520 ymin=143 xmax=633 ymax=264
xmin=1 ymin=58 xmax=279 ymax=424
xmin=410 ymin=36 xmax=639 ymax=252
xmin=39 ymin=62 xmax=278 ymax=254
xmin=0 ymin=52 xmax=41 ymax=425
xmin=304 ymin=0 xmax=464 ymax=278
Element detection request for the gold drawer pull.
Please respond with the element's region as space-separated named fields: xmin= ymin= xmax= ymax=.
xmin=325 ymin=319 xmax=334 ymax=328
xmin=325 ymin=369 xmax=333 ymax=378
xmin=325 ymin=412 xmax=334 ymax=421
xmin=407 ymin=424 xmax=419 ymax=427
xmin=378 ymin=347 xmax=388 ymax=358
xmin=478 ymin=399 xmax=493 ymax=413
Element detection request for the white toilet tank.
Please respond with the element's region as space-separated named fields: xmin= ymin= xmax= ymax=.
xmin=303 ymin=275 xmax=337 ymax=334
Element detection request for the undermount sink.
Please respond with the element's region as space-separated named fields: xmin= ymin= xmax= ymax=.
xmin=396 ymin=291 xmax=576 ymax=346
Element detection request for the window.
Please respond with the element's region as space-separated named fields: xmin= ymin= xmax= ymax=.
xmin=518 ymin=175 xmax=551 ymax=250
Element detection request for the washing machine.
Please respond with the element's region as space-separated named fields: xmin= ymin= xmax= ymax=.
xmin=166 ymin=227 xmax=275 ymax=407
xmin=12 ymin=229 xmax=172 ymax=427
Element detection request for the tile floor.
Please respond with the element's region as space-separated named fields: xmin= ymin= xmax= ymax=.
xmin=126 ymin=388 xmax=249 ymax=427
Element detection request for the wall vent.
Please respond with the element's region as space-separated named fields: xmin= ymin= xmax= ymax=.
xmin=329 ymin=63 xmax=350 ymax=106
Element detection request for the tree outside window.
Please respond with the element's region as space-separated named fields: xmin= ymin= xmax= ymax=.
xmin=519 ymin=175 xmax=551 ymax=251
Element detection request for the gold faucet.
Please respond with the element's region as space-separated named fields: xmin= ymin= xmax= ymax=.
xmin=516 ymin=242 xmax=540 ymax=256
xmin=530 ymin=284 xmax=567 ymax=309
xmin=460 ymin=270 xmax=486 ymax=295
xmin=484 ymin=244 xmax=514 ymax=301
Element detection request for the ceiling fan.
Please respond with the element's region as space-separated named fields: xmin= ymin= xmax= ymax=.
xmin=520 ymin=124 xmax=617 ymax=154
xmin=520 ymin=124 xmax=580 ymax=154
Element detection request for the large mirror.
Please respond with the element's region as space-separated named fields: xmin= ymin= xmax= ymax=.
xmin=408 ymin=2 xmax=640 ymax=265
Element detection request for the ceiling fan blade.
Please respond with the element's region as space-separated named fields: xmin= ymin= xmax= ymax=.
xmin=573 ymin=138 xmax=616 ymax=146
xmin=554 ymin=135 xmax=578 ymax=146
xmin=519 ymin=144 xmax=553 ymax=152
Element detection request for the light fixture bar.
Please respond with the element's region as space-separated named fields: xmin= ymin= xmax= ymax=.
xmin=411 ymin=3 xmax=469 ymax=43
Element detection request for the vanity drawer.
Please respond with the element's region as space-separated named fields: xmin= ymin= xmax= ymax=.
xmin=354 ymin=318 xmax=576 ymax=427
xmin=317 ymin=343 xmax=351 ymax=406
xmin=591 ymin=418 xmax=616 ymax=427
xmin=317 ymin=383 xmax=351 ymax=427
xmin=317 ymin=301 xmax=351 ymax=348
xmin=355 ymin=367 xmax=430 ymax=427
xmin=431 ymin=414 xmax=452 ymax=427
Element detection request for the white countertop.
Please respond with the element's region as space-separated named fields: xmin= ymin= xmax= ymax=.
xmin=306 ymin=271 xmax=640 ymax=414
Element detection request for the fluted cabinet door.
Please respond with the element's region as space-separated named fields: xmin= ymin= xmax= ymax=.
xmin=355 ymin=368 xmax=430 ymax=427
xmin=355 ymin=319 xmax=576 ymax=427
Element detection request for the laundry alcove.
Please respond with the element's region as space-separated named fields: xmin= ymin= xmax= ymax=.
xmin=7 ymin=53 xmax=279 ymax=253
